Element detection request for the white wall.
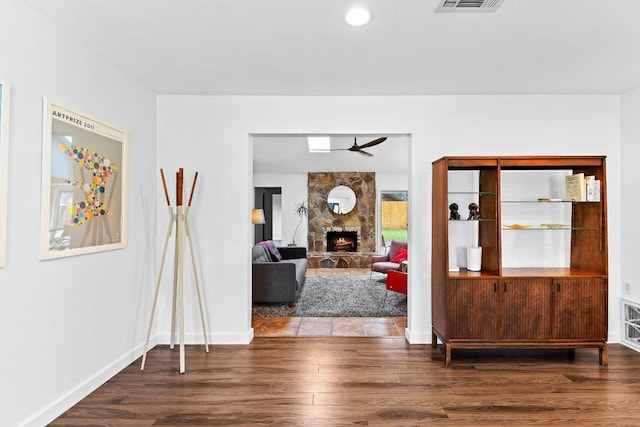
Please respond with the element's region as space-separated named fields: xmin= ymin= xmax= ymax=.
xmin=253 ymin=172 xmax=409 ymax=249
xmin=621 ymin=87 xmax=640 ymax=303
xmin=157 ymin=94 xmax=622 ymax=347
xmin=0 ymin=1 xmax=157 ymax=425
xmin=377 ymin=173 xmax=409 ymax=193
xmin=254 ymin=173 xmax=308 ymax=247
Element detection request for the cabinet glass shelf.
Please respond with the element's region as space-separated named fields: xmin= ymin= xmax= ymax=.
xmin=448 ymin=191 xmax=495 ymax=196
xmin=501 ymin=200 xmax=600 ymax=204
xmin=502 ymin=226 xmax=599 ymax=231
xmin=449 ymin=219 xmax=496 ymax=222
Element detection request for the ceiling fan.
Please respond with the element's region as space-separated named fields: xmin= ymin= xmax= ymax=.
xmin=330 ymin=136 xmax=387 ymax=157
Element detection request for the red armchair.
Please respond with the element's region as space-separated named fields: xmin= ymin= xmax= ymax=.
xmin=370 ymin=240 xmax=408 ymax=278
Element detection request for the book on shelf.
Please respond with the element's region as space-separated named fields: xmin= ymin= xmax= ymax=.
xmin=586 ymin=178 xmax=601 ymax=202
xmin=565 ymin=173 xmax=586 ymax=201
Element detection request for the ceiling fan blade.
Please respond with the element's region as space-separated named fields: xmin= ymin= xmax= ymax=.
xmin=358 ymin=137 xmax=387 ymax=149
xmin=330 ymin=137 xmax=382 ymax=155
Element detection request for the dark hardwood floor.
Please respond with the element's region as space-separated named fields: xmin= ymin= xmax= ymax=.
xmin=52 ymin=339 xmax=640 ymax=426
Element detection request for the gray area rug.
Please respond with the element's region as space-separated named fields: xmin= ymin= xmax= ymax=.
xmin=252 ymin=274 xmax=407 ymax=317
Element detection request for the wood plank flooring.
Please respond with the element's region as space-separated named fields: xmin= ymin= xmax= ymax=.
xmin=52 ymin=339 xmax=640 ymax=425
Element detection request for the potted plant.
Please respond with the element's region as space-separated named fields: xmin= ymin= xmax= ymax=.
xmin=289 ymin=201 xmax=308 ymax=246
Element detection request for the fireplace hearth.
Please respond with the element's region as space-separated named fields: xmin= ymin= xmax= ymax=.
xmin=327 ymin=231 xmax=358 ymax=252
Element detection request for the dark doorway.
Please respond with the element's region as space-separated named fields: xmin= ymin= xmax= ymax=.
xmin=254 ymin=187 xmax=281 ymax=244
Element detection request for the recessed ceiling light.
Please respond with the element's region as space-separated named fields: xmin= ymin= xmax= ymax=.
xmin=345 ymin=7 xmax=371 ymax=27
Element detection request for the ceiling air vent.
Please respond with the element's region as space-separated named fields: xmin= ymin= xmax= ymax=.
xmin=436 ymin=0 xmax=505 ymax=13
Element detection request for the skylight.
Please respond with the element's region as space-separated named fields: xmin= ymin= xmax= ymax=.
xmin=308 ymin=136 xmax=331 ymax=153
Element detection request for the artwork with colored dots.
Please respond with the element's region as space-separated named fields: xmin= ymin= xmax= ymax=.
xmin=40 ymin=101 xmax=128 ymax=260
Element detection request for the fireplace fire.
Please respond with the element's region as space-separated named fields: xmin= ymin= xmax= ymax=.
xmin=327 ymin=231 xmax=358 ymax=252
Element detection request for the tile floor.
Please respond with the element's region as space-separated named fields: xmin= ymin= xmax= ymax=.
xmin=252 ymin=316 xmax=407 ymax=337
xmin=252 ymin=267 xmax=408 ymax=337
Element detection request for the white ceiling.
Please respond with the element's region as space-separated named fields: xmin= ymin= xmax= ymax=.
xmin=22 ymin=0 xmax=640 ymax=174
xmin=253 ymin=134 xmax=410 ymax=174
xmin=23 ymin=0 xmax=640 ymax=96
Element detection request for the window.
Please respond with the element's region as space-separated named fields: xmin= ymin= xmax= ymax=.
xmin=380 ymin=191 xmax=408 ymax=243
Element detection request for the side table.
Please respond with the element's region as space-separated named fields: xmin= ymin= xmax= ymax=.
xmin=386 ymin=270 xmax=407 ymax=295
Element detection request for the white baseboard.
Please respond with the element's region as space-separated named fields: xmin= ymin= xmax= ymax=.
xmin=211 ymin=328 xmax=254 ymax=344
xmin=22 ymin=336 xmax=158 ymax=427
xmin=404 ymin=327 xmax=431 ymax=344
xmin=158 ymin=329 xmax=254 ymax=345
xmin=608 ymin=332 xmax=620 ymax=344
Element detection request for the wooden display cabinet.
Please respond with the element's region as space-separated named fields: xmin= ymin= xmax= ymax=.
xmin=431 ymin=156 xmax=608 ymax=366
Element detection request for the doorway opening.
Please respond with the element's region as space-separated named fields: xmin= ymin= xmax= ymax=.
xmin=254 ymin=187 xmax=281 ymax=245
xmin=252 ymin=134 xmax=410 ymax=337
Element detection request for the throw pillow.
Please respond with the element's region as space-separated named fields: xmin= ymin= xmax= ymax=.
xmin=391 ymin=248 xmax=408 ymax=263
xmin=252 ymin=245 xmax=272 ymax=263
xmin=267 ymin=241 xmax=283 ymax=261
xmin=258 ymin=241 xmax=282 ymax=262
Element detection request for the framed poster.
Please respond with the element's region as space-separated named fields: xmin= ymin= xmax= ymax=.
xmin=0 ymin=80 xmax=10 ymax=267
xmin=40 ymin=100 xmax=128 ymax=260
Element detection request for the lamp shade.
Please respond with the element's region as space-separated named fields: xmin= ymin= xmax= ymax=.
xmin=251 ymin=209 xmax=266 ymax=224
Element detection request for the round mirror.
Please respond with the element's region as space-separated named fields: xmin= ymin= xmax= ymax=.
xmin=327 ymin=185 xmax=357 ymax=215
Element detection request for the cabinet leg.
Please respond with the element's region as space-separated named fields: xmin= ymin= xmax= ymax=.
xmin=599 ymin=344 xmax=609 ymax=366
xmin=445 ymin=344 xmax=452 ymax=367
xmin=431 ymin=331 xmax=437 ymax=349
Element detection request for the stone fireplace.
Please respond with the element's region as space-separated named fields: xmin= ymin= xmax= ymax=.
xmin=326 ymin=230 xmax=358 ymax=252
xmin=306 ymin=171 xmax=376 ymax=268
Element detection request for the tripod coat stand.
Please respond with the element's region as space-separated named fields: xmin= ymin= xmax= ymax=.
xmin=141 ymin=168 xmax=209 ymax=373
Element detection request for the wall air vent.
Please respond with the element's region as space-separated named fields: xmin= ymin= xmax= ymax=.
xmin=436 ymin=0 xmax=505 ymax=13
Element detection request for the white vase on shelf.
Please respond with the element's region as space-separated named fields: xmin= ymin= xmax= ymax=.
xmin=467 ymin=247 xmax=482 ymax=271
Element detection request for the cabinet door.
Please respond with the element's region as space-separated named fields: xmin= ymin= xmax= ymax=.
xmin=553 ymin=278 xmax=606 ymax=340
xmin=448 ymin=279 xmax=499 ymax=340
xmin=502 ymin=279 xmax=553 ymax=340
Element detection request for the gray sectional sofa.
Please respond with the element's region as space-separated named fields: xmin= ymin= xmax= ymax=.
xmin=251 ymin=241 xmax=307 ymax=306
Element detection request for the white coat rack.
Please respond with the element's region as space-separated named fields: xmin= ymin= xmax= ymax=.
xmin=141 ymin=168 xmax=209 ymax=373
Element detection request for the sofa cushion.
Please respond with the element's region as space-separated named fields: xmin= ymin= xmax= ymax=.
xmin=252 ymin=245 xmax=272 ymax=263
xmin=287 ymin=258 xmax=308 ymax=289
xmin=373 ymin=261 xmax=402 ymax=273
xmin=258 ymin=240 xmax=282 ymax=262
xmin=391 ymin=248 xmax=408 ymax=263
